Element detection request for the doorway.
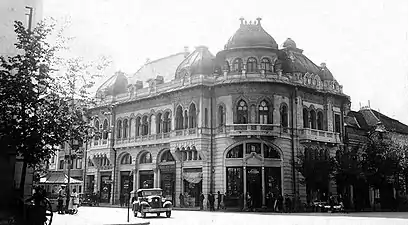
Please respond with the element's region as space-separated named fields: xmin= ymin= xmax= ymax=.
xmin=246 ymin=167 xmax=262 ymax=208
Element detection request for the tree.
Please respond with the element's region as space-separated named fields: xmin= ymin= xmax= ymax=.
xmin=333 ymin=145 xmax=363 ymax=192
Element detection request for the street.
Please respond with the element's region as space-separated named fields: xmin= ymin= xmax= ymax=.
xmin=52 ymin=207 xmax=408 ymax=225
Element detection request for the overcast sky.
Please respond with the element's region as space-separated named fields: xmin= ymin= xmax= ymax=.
xmin=43 ymin=0 xmax=408 ymax=124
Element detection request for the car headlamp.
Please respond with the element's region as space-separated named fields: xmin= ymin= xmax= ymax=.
xmin=148 ymin=198 xmax=152 ymax=203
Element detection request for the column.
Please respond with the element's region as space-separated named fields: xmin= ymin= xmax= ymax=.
xmin=243 ymin=166 xmax=247 ymax=208
xmin=157 ymin=169 xmax=161 ymax=188
xmin=153 ymin=168 xmax=158 ymax=188
xmin=132 ymin=169 xmax=137 ymax=192
xmin=136 ymin=170 xmax=140 ymax=190
xmin=95 ymin=170 xmax=101 ymax=193
xmin=261 ymin=166 xmax=266 ymax=207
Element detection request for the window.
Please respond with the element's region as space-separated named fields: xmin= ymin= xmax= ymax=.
xmin=303 ymin=108 xmax=309 ymax=128
xmin=232 ymin=58 xmax=243 ymax=72
xmin=226 ymin=167 xmax=243 ymax=197
xmin=88 ymin=158 xmax=94 ymax=167
xmin=226 ymin=144 xmax=243 ymax=158
xmin=261 ymin=58 xmax=272 ymax=72
xmin=142 ymin=116 xmax=149 ymax=135
xmin=175 ymin=106 xmax=183 ymax=130
xmin=25 ymin=6 xmax=33 ymax=31
xmin=247 ymin=57 xmax=257 ymax=73
xmin=259 ymin=100 xmax=270 ymax=124
xmin=280 ymin=104 xmax=288 ymax=128
xmin=223 ymin=61 xmax=230 ymax=72
xmin=263 ymin=144 xmax=280 ymax=158
xmin=310 ymin=110 xmax=316 ymax=129
xmin=184 ymin=111 xmax=188 ymax=129
xmin=204 ymin=108 xmax=208 ymax=127
xmin=335 ymin=114 xmax=341 ymax=133
xmin=218 ymin=105 xmax=225 ymax=126
xmin=123 ymin=119 xmax=129 ymax=138
xmin=103 ymin=119 xmax=108 ymax=139
xmin=246 ymin=143 xmax=261 ymax=154
xmin=189 ymin=103 xmax=197 ymax=128
xmin=140 ymin=152 xmax=152 ymax=164
xmin=51 ymin=156 xmax=54 ymax=163
xmin=237 ymin=100 xmax=248 ymax=124
xmin=59 ymin=160 xmax=64 ymax=170
xmin=160 ymin=151 xmax=175 ymax=162
xmin=317 ymin=111 xmax=324 ymax=130
xmin=129 ymin=118 xmax=133 ymax=137
xmin=163 ymin=112 xmax=171 ymax=132
xmin=94 ymin=120 xmax=100 ymax=140
xmin=156 ymin=113 xmax=162 ymax=133
xmin=121 ymin=153 xmax=132 ymax=164
xmin=117 ymin=120 xmax=122 ymax=138
xmin=135 ymin=117 xmax=141 ymax=136
xmin=76 ymin=159 xmax=82 ymax=169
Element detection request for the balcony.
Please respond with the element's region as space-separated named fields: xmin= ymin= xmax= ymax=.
xmin=299 ymin=128 xmax=341 ymax=144
xmin=225 ymin=124 xmax=286 ymax=137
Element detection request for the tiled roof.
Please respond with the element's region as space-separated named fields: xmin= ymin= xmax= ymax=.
xmin=359 ymin=108 xmax=408 ymax=135
xmin=346 ymin=111 xmax=370 ymax=130
xmin=39 ymin=171 xmax=82 ymax=184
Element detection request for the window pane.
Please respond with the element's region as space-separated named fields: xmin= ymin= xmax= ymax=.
xmin=226 ymin=167 xmax=243 ymax=197
xmin=246 ymin=143 xmax=261 ymax=154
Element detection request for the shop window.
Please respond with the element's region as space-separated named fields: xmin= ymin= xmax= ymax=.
xmin=226 ymin=144 xmax=243 ymax=158
xmin=176 ymin=106 xmax=183 ymax=130
xmin=280 ymin=104 xmax=288 ymax=128
xmin=247 ymin=57 xmax=257 ymax=73
xmin=226 ymin=167 xmax=243 ymax=197
xmin=160 ymin=150 xmax=174 ymax=162
xmin=232 ymin=58 xmax=243 ymax=72
xmin=261 ymin=58 xmax=272 ymax=72
xmin=246 ymin=143 xmax=261 ymax=154
xmin=303 ymin=108 xmax=309 ymax=128
xmin=317 ymin=111 xmax=324 ymax=130
xmin=140 ymin=152 xmax=152 ymax=164
xmin=310 ymin=110 xmax=316 ymax=129
xmin=121 ymin=153 xmax=132 ymax=165
xmin=117 ymin=120 xmax=122 ymax=138
xmin=189 ymin=103 xmax=197 ymax=128
xmin=335 ymin=114 xmax=341 ymax=133
xmin=263 ymin=144 xmax=280 ymax=159
xmin=259 ymin=100 xmax=270 ymax=124
xmin=237 ymin=100 xmax=248 ymax=124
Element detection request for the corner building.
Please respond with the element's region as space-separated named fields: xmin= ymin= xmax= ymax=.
xmin=87 ymin=18 xmax=350 ymax=209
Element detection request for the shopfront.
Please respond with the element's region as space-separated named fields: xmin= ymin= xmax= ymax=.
xmin=139 ymin=170 xmax=154 ymax=189
xmin=100 ymin=174 xmax=112 ymax=203
xmin=86 ymin=175 xmax=95 ymax=193
xmin=159 ymin=165 xmax=176 ymax=202
xmin=120 ymin=171 xmax=134 ymax=195
xmin=183 ymin=168 xmax=203 ymax=207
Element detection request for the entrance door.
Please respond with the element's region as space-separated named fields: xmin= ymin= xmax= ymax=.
xmin=246 ymin=167 xmax=262 ymax=208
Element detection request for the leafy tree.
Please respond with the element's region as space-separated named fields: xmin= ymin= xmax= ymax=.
xmin=333 ymin=145 xmax=363 ymax=191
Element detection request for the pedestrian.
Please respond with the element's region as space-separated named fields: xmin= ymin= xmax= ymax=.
xmin=200 ymin=193 xmax=205 ymax=210
xmin=57 ymin=185 xmax=66 ymax=214
xmin=68 ymin=188 xmax=79 ymax=214
xmin=239 ymin=192 xmax=244 ymax=211
xmin=179 ymin=193 xmax=184 ymax=208
xmin=284 ymin=194 xmax=292 ymax=213
xmin=246 ymin=192 xmax=252 ymax=211
xmin=120 ymin=193 xmax=124 ymax=207
xmin=26 ymin=186 xmax=47 ymax=225
xmin=96 ymin=191 xmax=100 ymax=206
xmin=217 ymin=191 xmax=222 ymax=210
xmin=208 ymin=193 xmax=215 ymax=211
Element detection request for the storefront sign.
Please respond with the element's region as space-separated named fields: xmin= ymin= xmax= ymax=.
xmin=159 ymin=164 xmax=176 ymax=172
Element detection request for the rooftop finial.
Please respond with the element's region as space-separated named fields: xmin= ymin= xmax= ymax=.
xmin=256 ymin=17 xmax=262 ymax=25
xmin=239 ymin=17 xmax=245 ymax=25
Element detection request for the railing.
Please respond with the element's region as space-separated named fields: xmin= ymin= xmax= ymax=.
xmin=225 ymin=124 xmax=285 ymax=137
xmin=299 ymin=128 xmax=341 ymax=144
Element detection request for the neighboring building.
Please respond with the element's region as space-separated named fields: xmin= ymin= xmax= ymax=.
xmin=0 ymin=0 xmax=43 ymax=212
xmin=87 ymin=18 xmax=350 ymax=209
xmin=344 ymin=107 xmax=408 ymax=210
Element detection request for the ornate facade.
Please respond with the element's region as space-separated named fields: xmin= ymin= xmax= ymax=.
xmin=86 ymin=18 xmax=350 ymax=209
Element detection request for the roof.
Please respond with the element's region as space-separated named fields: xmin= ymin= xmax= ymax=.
xmin=175 ymin=46 xmax=215 ymax=79
xmin=359 ymin=108 xmax=408 ymax=134
xmin=346 ymin=111 xmax=370 ymax=130
xmin=96 ymin=71 xmax=128 ymax=96
xmin=130 ymin=52 xmax=187 ymax=84
xmin=225 ymin=18 xmax=278 ymax=50
xmin=39 ymin=171 xmax=82 ymax=184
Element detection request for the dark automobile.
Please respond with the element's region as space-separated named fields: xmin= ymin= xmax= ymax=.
xmin=80 ymin=193 xmax=95 ymax=206
xmin=132 ymin=188 xmax=172 ymax=218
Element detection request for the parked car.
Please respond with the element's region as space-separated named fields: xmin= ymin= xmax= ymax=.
xmin=80 ymin=193 xmax=95 ymax=206
xmin=132 ymin=188 xmax=172 ymax=218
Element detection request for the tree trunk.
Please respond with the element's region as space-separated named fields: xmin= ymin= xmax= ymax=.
xmin=19 ymin=160 xmax=28 ymax=198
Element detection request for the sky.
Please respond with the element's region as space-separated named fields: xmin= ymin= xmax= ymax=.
xmin=43 ymin=0 xmax=408 ymax=124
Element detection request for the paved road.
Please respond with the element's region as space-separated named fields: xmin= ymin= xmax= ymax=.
xmin=52 ymin=207 xmax=408 ymax=225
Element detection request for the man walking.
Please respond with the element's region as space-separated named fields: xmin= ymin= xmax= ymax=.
xmin=57 ymin=185 xmax=66 ymax=214
xmin=217 ymin=191 xmax=222 ymax=210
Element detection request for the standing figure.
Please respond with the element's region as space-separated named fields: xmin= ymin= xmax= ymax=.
xmin=68 ymin=188 xmax=79 ymax=214
xmin=57 ymin=185 xmax=66 ymax=214
xmin=120 ymin=193 xmax=124 ymax=207
xmin=208 ymin=193 xmax=215 ymax=211
xmin=246 ymin=192 xmax=253 ymax=211
xmin=217 ymin=191 xmax=222 ymax=210
xmin=200 ymin=193 xmax=205 ymax=210
xmin=179 ymin=193 xmax=184 ymax=208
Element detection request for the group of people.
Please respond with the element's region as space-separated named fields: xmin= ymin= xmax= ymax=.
xmin=57 ymin=185 xmax=80 ymax=214
xmin=178 ymin=191 xmax=226 ymax=211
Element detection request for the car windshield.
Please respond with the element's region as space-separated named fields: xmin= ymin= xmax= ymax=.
xmin=141 ymin=190 xmax=162 ymax=197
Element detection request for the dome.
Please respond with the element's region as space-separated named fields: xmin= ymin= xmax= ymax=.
xmin=175 ymin=46 xmax=215 ymax=79
xmin=96 ymin=71 xmax=128 ymax=96
xmin=224 ymin=18 xmax=278 ymax=50
xmin=283 ymin=38 xmax=297 ymax=49
xmin=319 ymin=63 xmax=335 ymax=81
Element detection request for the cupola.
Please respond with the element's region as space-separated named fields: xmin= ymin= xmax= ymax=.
xmin=175 ymin=45 xmax=215 ymax=79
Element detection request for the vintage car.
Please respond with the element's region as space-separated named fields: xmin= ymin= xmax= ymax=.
xmin=132 ymin=188 xmax=172 ymax=218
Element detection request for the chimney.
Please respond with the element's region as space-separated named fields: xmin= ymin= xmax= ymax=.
xmin=184 ymin=46 xmax=190 ymax=58
xmin=368 ymin=100 xmax=371 ymax=108
xmin=155 ymin=75 xmax=164 ymax=85
xmin=135 ymin=80 xmax=143 ymax=89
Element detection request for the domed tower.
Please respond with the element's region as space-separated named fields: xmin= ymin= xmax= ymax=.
xmin=174 ymin=45 xmax=215 ymax=79
xmin=215 ymin=17 xmax=279 ymax=76
xmin=96 ymin=71 xmax=129 ymax=97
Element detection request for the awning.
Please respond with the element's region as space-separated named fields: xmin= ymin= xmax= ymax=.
xmin=39 ymin=171 xmax=82 ymax=184
xmin=183 ymin=172 xmax=202 ymax=184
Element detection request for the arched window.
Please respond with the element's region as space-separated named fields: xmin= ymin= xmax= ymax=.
xmin=303 ymin=108 xmax=309 ymax=128
xmin=142 ymin=116 xmax=148 ymax=135
xmin=247 ymin=57 xmax=257 ymax=73
xmin=226 ymin=144 xmax=244 ymax=158
xmin=218 ymin=105 xmax=225 ymax=126
xmin=280 ymin=104 xmax=288 ymax=128
xmin=123 ymin=119 xmax=128 ymax=138
xmin=117 ymin=120 xmax=122 ymax=138
xmin=135 ymin=117 xmax=141 ymax=136
xmin=259 ymin=100 xmax=270 ymax=124
xmin=223 ymin=61 xmax=230 ymax=72
xmin=175 ymin=106 xmax=183 ymax=130
xmin=232 ymin=58 xmax=243 ymax=72
xmin=263 ymin=144 xmax=281 ymax=158
xmin=121 ymin=153 xmax=132 ymax=164
xmin=237 ymin=100 xmax=248 ymax=124
xmin=184 ymin=111 xmax=188 ymax=129
xmin=189 ymin=103 xmax=197 ymax=128
xmin=103 ymin=119 xmax=108 ymax=139
xmin=156 ymin=113 xmax=162 ymax=133
xmin=163 ymin=111 xmax=171 ymax=133
xmin=317 ymin=111 xmax=324 ymax=130
xmin=140 ymin=152 xmax=152 ymax=164
xmin=310 ymin=110 xmax=316 ymax=129
xmin=94 ymin=120 xmax=100 ymax=140
xmin=160 ymin=150 xmax=174 ymax=162
xmin=261 ymin=58 xmax=272 ymax=72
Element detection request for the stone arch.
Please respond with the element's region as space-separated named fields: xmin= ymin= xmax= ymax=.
xmin=233 ymin=96 xmax=250 ymax=124
xmin=118 ymin=151 xmax=132 ymax=165
xmin=156 ymin=148 xmax=175 ymax=165
xmin=136 ymin=150 xmax=153 ymax=165
xmin=223 ymin=139 xmax=284 ymax=160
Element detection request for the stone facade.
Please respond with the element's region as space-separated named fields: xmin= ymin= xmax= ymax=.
xmin=86 ymin=18 xmax=350 ymax=209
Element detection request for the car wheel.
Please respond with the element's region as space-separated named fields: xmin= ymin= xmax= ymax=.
xmin=166 ymin=211 xmax=171 ymax=218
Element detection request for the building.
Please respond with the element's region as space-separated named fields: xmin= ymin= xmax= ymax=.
xmin=0 ymin=0 xmax=43 ymax=213
xmin=86 ymin=18 xmax=350 ymax=209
